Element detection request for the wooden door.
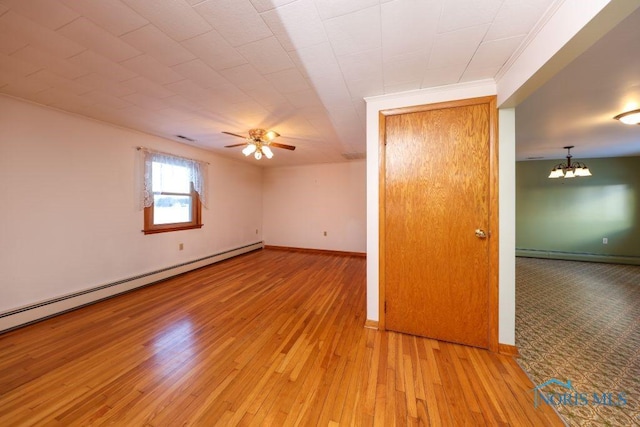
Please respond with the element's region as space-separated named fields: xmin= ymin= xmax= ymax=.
xmin=381 ymin=96 xmax=498 ymax=349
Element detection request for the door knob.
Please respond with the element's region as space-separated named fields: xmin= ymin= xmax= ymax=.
xmin=475 ymin=229 xmax=487 ymax=239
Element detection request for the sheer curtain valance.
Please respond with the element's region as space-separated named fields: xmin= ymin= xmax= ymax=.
xmin=137 ymin=148 xmax=208 ymax=210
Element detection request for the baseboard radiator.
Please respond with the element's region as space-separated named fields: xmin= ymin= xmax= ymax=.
xmin=516 ymin=248 xmax=640 ymax=265
xmin=0 ymin=242 xmax=264 ymax=334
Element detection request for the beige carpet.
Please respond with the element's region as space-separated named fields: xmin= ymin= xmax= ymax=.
xmin=516 ymin=257 xmax=640 ymax=426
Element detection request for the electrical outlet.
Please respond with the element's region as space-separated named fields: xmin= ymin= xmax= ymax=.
xmin=256 ymin=229 xmax=258 ymax=234
xmin=602 ymin=238 xmax=608 ymax=244
xmin=179 ymin=243 xmax=184 ymax=250
xmin=323 ymin=231 xmax=327 ymax=236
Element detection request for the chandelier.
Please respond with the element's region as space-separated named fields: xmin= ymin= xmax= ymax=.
xmin=548 ymin=146 xmax=592 ymax=179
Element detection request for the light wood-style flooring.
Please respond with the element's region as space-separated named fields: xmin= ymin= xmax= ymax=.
xmin=0 ymin=249 xmax=563 ymax=426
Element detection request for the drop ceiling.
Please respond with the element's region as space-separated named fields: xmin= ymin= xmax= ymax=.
xmin=3 ymin=0 xmax=627 ymax=167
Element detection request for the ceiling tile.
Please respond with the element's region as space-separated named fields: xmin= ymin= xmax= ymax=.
xmin=437 ymin=0 xmax=502 ymax=33
xmin=485 ymin=0 xmax=557 ymax=41
xmin=194 ymin=0 xmax=272 ymax=47
xmin=261 ymin=0 xmax=327 ymax=52
xmin=0 ymin=24 xmax=27 ymax=54
xmin=74 ymin=73 xmax=137 ymax=98
xmin=60 ymin=0 xmax=149 ymax=36
xmin=120 ymin=0 xmax=212 ymax=41
xmin=0 ymin=51 xmax=41 ymax=80
xmin=1 ymin=74 xmax=52 ymax=98
xmin=460 ymin=65 xmax=501 ymax=82
xmin=0 ymin=11 xmax=84 ymax=58
xmin=219 ymin=63 xmax=269 ymax=90
xmin=248 ymin=0 xmax=296 ymax=13
xmin=206 ymin=82 xmax=252 ymax=104
xmin=383 ymin=51 xmax=428 ymax=87
xmin=323 ymin=5 xmax=381 ymax=57
xmin=121 ymin=92 xmax=167 ymax=111
xmin=10 ymin=45 xmax=88 ymax=79
xmin=336 ymin=49 xmax=382 ymax=84
xmin=28 ymin=88 xmax=94 ymax=111
xmin=381 ymin=0 xmax=440 ymax=58
xmin=164 ymin=79 xmax=215 ymax=104
xmin=82 ymin=90 xmax=133 ymax=110
xmin=67 ymin=50 xmax=137 ymax=82
xmin=121 ymin=76 xmax=174 ymax=99
xmin=466 ymin=35 xmax=524 ymax=70
xmin=421 ymin=65 xmax=465 ymax=88
xmin=28 ymin=69 xmax=90 ymax=95
xmin=119 ymin=54 xmax=184 ymax=85
xmin=180 ymin=30 xmax=247 ymax=71
xmin=428 ymin=24 xmax=488 ymax=69
xmin=310 ymin=75 xmax=353 ymax=110
xmin=236 ymin=36 xmax=294 ymax=75
xmin=264 ymin=68 xmax=310 ymax=94
xmin=243 ymin=82 xmax=288 ymax=107
xmin=2 ymin=0 xmax=79 ymax=30
xmin=314 ymin=0 xmax=378 ymax=20
xmin=171 ymin=59 xmax=228 ymax=89
xmin=58 ymin=18 xmax=141 ymax=62
xmin=121 ymin=24 xmax=196 ymax=66
xmin=383 ymin=80 xmax=422 ymax=94
xmin=292 ymin=42 xmax=342 ymax=76
xmin=284 ymin=88 xmax=324 ymax=108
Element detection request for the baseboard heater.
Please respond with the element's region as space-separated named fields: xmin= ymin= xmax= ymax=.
xmin=0 ymin=242 xmax=264 ymax=334
xmin=516 ymin=248 xmax=640 ymax=266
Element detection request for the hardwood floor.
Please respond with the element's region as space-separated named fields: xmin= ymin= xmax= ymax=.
xmin=0 ymin=249 xmax=562 ymax=426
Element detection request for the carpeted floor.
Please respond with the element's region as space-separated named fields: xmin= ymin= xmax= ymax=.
xmin=516 ymin=257 xmax=640 ymax=426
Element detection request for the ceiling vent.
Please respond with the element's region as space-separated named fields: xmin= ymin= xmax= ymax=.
xmin=342 ymin=152 xmax=366 ymax=160
xmin=176 ymin=134 xmax=196 ymax=142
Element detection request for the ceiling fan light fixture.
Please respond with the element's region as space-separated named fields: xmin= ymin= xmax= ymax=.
xmin=262 ymin=145 xmax=273 ymax=159
xmin=614 ymin=109 xmax=640 ymax=125
xmin=264 ymin=130 xmax=279 ymax=141
xmin=242 ymin=144 xmax=257 ymax=156
xmin=254 ymin=149 xmax=263 ymax=160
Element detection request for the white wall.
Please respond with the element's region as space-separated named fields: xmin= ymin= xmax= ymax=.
xmin=498 ymin=108 xmax=516 ymax=345
xmin=262 ymin=161 xmax=366 ymax=253
xmin=0 ymin=95 xmax=263 ymax=314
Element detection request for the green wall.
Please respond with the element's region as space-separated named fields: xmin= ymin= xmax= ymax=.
xmin=516 ymin=156 xmax=640 ymax=264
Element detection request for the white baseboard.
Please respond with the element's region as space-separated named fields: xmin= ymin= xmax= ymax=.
xmin=0 ymin=242 xmax=264 ymax=333
xmin=516 ymin=248 xmax=640 ymax=265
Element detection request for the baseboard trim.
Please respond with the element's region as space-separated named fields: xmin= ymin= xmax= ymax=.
xmin=264 ymin=245 xmax=366 ymax=258
xmin=516 ymin=248 xmax=640 ymax=266
xmin=364 ymin=320 xmax=379 ymax=330
xmin=0 ymin=242 xmax=264 ymax=334
xmin=498 ymin=343 xmax=520 ymax=357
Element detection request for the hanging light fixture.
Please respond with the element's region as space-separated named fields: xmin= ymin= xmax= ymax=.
xmin=548 ymin=146 xmax=592 ymax=179
xmin=613 ymin=109 xmax=640 ymax=125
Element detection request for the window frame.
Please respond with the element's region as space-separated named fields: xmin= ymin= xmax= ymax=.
xmin=142 ymin=169 xmax=203 ymax=235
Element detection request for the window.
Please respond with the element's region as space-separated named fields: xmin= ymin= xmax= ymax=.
xmin=139 ymin=149 xmax=207 ymax=234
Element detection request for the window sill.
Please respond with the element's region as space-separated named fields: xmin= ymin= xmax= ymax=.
xmin=142 ymin=224 xmax=203 ymax=235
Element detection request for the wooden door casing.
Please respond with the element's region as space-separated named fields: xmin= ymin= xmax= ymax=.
xmin=379 ymin=96 xmax=499 ymax=351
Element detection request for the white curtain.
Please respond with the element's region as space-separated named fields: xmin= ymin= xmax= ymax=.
xmin=137 ymin=148 xmax=208 ymax=210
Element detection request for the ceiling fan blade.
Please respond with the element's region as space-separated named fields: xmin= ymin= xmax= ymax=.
xmin=222 ymin=131 xmax=248 ymax=139
xmin=224 ymin=143 xmax=247 ymax=148
xmin=270 ymin=142 xmax=296 ymax=151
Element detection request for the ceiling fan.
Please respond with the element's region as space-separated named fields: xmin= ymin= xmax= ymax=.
xmin=223 ymin=128 xmax=295 ymax=160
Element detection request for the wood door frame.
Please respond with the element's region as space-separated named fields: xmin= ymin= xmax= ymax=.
xmin=378 ymin=95 xmax=499 ymax=352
